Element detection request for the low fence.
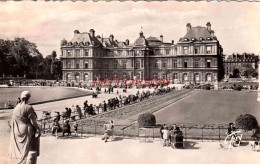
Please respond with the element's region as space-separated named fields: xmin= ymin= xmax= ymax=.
xmin=38 ymin=119 xmax=256 ymax=141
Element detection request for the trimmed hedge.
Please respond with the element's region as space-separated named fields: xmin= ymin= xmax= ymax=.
xmin=235 ymin=114 xmax=258 ymax=130
xmin=138 ymin=112 xmax=156 ymax=127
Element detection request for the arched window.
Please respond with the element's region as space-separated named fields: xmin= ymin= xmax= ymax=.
xmin=113 ymin=72 xmax=118 ymax=79
xmin=136 ymin=73 xmax=141 ymax=79
xmin=84 ymin=73 xmax=89 ymax=81
xmin=66 ymin=73 xmax=71 ymax=81
xmin=183 ymin=73 xmax=188 ymax=81
xmin=195 ymin=73 xmax=200 ymax=82
xmin=75 ymin=73 xmax=80 ymax=82
xmin=206 ymin=73 xmax=212 ymax=82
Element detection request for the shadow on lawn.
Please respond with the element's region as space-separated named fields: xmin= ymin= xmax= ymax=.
xmin=183 ymin=141 xmax=200 ymax=149
xmin=56 ymin=135 xmax=90 ymax=140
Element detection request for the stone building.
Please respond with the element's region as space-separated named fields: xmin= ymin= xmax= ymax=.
xmin=224 ymin=53 xmax=258 ymax=77
xmin=60 ymin=22 xmax=224 ymax=85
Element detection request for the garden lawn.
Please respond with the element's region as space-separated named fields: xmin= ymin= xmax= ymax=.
xmin=0 ymin=87 xmax=91 ymax=107
xmin=155 ymin=90 xmax=260 ymax=125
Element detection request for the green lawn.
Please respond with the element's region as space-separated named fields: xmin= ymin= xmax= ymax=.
xmin=155 ymin=90 xmax=260 ymax=125
xmin=0 ymin=87 xmax=91 ymax=107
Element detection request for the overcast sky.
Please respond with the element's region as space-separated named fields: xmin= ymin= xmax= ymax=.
xmin=0 ymin=1 xmax=260 ymax=57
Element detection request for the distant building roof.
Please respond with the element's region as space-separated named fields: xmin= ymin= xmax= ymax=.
xmin=179 ymin=26 xmax=214 ymax=42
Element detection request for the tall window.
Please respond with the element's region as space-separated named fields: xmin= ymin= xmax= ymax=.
xmin=195 ymin=60 xmax=199 ymax=68
xmin=153 ymin=73 xmax=157 ymax=79
xmin=75 ymin=50 xmax=80 ymax=57
xmin=75 ymin=74 xmax=80 ymax=82
xmin=162 ymin=73 xmax=166 ymax=79
xmin=104 ymin=62 xmax=108 ymax=68
xmin=141 ymin=59 xmax=144 ymax=68
xmin=206 ymin=73 xmax=212 ymax=82
xmin=183 ymin=47 xmax=188 ymax=55
xmin=122 ymin=61 xmax=127 ymax=69
xmin=75 ymin=60 xmax=80 ymax=69
xmin=136 ymin=73 xmax=141 ymax=79
xmin=194 ymin=47 xmax=199 ymax=54
xmin=123 ymin=72 xmax=128 ymax=79
xmin=183 ymin=73 xmax=188 ymax=81
xmin=195 ymin=73 xmax=200 ymax=82
xmin=184 ymin=61 xmax=188 ymax=68
xmin=67 ymin=60 xmax=71 ymax=68
xmin=135 ymin=60 xmax=140 ymax=69
xmin=113 ymin=72 xmax=118 ymax=79
xmin=162 ymin=60 xmax=167 ymax=68
xmin=173 ymin=73 xmax=178 ymax=80
xmin=206 ymin=46 xmax=212 ymax=54
xmin=84 ymin=73 xmax=89 ymax=81
xmin=154 ymin=60 xmax=158 ymax=68
xmin=104 ymin=73 xmax=108 ymax=79
xmin=166 ymin=49 xmax=170 ymax=55
xmin=84 ymin=50 xmax=89 ymax=56
xmin=84 ymin=61 xmax=89 ymax=69
xmin=67 ymin=74 xmax=71 ymax=81
xmin=207 ymin=60 xmax=211 ymax=68
xmin=113 ymin=61 xmax=117 ymax=69
xmin=173 ymin=60 xmax=177 ymax=68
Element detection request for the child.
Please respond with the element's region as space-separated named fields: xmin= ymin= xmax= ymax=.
xmin=73 ymin=121 xmax=78 ymax=137
xmin=162 ymin=126 xmax=170 ymax=147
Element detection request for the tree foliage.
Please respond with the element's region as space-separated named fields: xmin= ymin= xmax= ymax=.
xmin=235 ymin=114 xmax=258 ymax=130
xmin=138 ymin=112 xmax=156 ymax=127
xmin=0 ymin=38 xmax=62 ymax=80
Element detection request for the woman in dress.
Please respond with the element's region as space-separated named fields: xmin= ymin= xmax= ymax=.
xmin=9 ymin=91 xmax=41 ymax=164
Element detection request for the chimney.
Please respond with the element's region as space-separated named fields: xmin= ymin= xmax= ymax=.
xmin=89 ymin=29 xmax=95 ymax=37
xmin=186 ymin=23 xmax=191 ymax=32
xmin=206 ymin=22 xmax=211 ymax=31
xmin=74 ymin=30 xmax=80 ymax=36
xmin=109 ymin=34 xmax=114 ymax=42
xmin=211 ymin=30 xmax=215 ymax=37
xmin=160 ymin=35 xmax=163 ymax=42
xmin=126 ymin=39 xmax=129 ymax=45
xmin=172 ymin=40 xmax=174 ymax=44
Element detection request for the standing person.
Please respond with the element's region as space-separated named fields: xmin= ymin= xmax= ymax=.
xmin=103 ymin=101 xmax=107 ymax=112
xmin=76 ymin=105 xmax=82 ymax=119
xmin=16 ymin=97 xmax=21 ymax=105
xmin=162 ymin=126 xmax=170 ymax=147
xmin=160 ymin=124 xmax=166 ymax=139
xmin=9 ymin=91 xmax=41 ymax=164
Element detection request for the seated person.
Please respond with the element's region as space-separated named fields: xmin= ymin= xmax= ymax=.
xmin=227 ymin=123 xmax=237 ymax=137
xmin=62 ymin=120 xmax=71 ymax=136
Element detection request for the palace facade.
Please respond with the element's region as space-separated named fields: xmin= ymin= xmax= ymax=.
xmin=60 ymin=22 xmax=224 ymax=85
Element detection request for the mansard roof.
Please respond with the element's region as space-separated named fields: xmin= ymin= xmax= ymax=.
xmin=179 ymin=26 xmax=215 ymax=42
